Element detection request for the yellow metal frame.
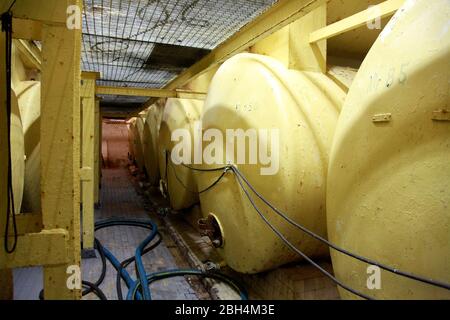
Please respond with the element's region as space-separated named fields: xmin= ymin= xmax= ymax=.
xmin=81 ymin=71 xmax=100 ymax=250
xmin=0 ymin=0 xmax=83 ymax=299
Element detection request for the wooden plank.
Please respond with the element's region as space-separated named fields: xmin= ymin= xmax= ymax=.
xmin=1 ymin=230 xmax=68 ymax=268
xmin=40 ymin=0 xmax=82 ymax=299
xmin=142 ymin=0 xmax=328 ymax=108
xmin=1 ymin=0 xmax=70 ymax=24
xmin=12 ymin=18 xmax=42 ymax=41
xmin=80 ymin=72 xmax=97 ymax=250
xmin=309 ymin=0 xmax=405 ymax=43
xmin=94 ymin=98 xmax=100 ymax=206
xmin=290 ymin=4 xmax=327 ymax=72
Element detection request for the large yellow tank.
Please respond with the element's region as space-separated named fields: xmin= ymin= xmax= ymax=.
xmin=196 ymin=53 xmax=345 ymax=273
xmin=15 ymin=81 xmax=41 ymax=213
xmin=327 ymin=0 xmax=450 ymax=299
xmin=158 ymin=98 xmax=203 ymax=210
xmin=143 ymin=102 xmax=164 ymax=186
xmin=9 ymin=90 xmax=25 ymax=214
xmin=132 ymin=115 xmax=146 ymax=172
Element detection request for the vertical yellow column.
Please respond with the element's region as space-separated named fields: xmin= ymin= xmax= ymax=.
xmin=80 ymin=72 xmax=99 ymax=250
xmin=289 ymin=4 xmax=327 ymax=72
xmin=250 ymin=4 xmax=327 ymax=73
xmin=0 ymin=29 xmax=14 ymax=300
xmin=41 ymin=1 xmax=82 ymax=300
xmin=94 ymin=97 xmax=100 ymax=207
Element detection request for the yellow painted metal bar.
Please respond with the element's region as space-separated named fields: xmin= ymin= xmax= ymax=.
xmin=80 ymin=72 xmax=98 ymax=250
xmin=1 ymin=230 xmax=68 ymax=268
xmin=139 ymin=0 xmax=328 ymax=110
xmin=309 ymin=0 xmax=405 ymax=43
xmin=40 ymin=0 xmax=82 ymax=300
xmin=96 ymin=85 xmax=177 ymax=98
xmin=0 ymin=0 xmax=69 ymax=25
xmin=289 ymin=4 xmax=327 ymax=72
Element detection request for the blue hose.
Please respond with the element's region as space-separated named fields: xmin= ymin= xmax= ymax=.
xmin=94 ymin=218 xmax=247 ymax=300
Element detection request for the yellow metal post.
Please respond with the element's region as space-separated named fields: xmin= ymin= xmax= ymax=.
xmin=80 ymin=72 xmax=99 ymax=250
xmin=40 ymin=0 xmax=82 ymax=299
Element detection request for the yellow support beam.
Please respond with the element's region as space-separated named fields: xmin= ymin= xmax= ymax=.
xmin=40 ymin=0 xmax=83 ymax=300
xmin=80 ymin=72 xmax=99 ymax=250
xmin=140 ymin=0 xmax=328 ymax=109
xmin=309 ymin=0 xmax=405 ymax=43
xmin=0 ymin=230 xmax=68 ymax=268
xmin=96 ymin=85 xmax=207 ymax=100
xmin=14 ymin=39 xmax=41 ymax=70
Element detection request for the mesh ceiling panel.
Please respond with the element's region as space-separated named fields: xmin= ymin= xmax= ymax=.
xmin=82 ymin=0 xmax=277 ymax=105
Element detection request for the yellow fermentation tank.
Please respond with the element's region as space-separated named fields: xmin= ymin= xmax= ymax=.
xmin=143 ymin=102 xmax=164 ymax=186
xmin=158 ymin=98 xmax=203 ymax=210
xmin=327 ymin=0 xmax=450 ymax=299
xmin=196 ymin=53 xmax=345 ymax=273
xmin=14 ymin=81 xmax=41 ymax=213
xmin=9 ymin=89 xmax=25 ymax=214
xmin=132 ymin=115 xmax=146 ymax=172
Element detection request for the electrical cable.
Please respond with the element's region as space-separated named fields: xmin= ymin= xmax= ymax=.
xmin=167 ymin=157 xmax=230 ymax=194
xmin=231 ymin=167 xmax=374 ymax=300
xmin=230 ymin=165 xmax=450 ymax=292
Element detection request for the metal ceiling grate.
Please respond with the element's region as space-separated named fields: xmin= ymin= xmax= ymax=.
xmin=81 ymin=0 xmax=277 ymax=105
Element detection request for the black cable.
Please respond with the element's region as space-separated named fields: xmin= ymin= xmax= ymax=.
xmin=2 ymin=9 xmax=17 ymax=253
xmin=231 ymin=165 xmax=450 ymax=291
xmin=168 ymin=158 xmax=230 ymax=194
xmin=6 ymin=1 xmax=17 ymax=13
xmin=81 ymin=281 xmax=107 ymax=300
xmin=231 ymin=167 xmax=374 ymax=300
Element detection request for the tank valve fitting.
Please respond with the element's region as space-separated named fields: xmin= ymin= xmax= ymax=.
xmin=198 ymin=214 xmax=223 ymax=248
